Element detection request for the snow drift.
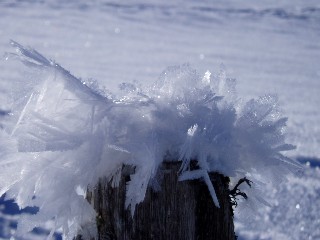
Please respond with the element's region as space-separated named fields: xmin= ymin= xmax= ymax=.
xmin=0 ymin=41 xmax=300 ymax=239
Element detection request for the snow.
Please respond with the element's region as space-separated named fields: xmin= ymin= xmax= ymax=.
xmin=235 ymin=162 xmax=320 ymax=240
xmin=0 ymin=0 xmax=319 ymax=239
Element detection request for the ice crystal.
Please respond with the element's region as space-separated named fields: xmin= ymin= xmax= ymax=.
xmin=0 ymin=41 xmax=300 ymax=239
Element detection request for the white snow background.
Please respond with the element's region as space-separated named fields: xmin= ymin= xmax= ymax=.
xmin=0 ymin=0 xmax=319 ymax=239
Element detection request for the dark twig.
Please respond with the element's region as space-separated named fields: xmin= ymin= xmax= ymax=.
xmin=229 ymin=177 xmax=252 ymax=207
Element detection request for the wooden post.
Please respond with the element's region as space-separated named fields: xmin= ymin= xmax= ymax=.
xmin=78 ymin=162 xmax=235 ymax=240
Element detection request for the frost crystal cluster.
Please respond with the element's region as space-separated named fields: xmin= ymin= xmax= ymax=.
xmin=0 ymin=41 xmax=299 ymax=239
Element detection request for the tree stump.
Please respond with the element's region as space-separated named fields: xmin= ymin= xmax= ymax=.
xmin=79 ymin=161 xmax=235 ymax=240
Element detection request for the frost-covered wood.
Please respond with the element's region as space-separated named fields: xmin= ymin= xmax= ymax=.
xmin=1 ymin=42 xmax=300 ymax=239
xmin=80 ymin=162 xmax=235 ymax=240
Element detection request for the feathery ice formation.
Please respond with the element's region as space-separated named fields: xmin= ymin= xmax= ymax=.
xmin=0 ymin=41 xmax=300 ymax=239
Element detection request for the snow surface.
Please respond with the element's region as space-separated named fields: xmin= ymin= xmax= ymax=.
xmin=0 ymin=0 xmax=319 ymax=239
xmin=235 ymin=161 xmax=320 ymax=240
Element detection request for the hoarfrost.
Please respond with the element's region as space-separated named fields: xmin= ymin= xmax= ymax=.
xmin=0 ymin=41 xmax=300 ymax=239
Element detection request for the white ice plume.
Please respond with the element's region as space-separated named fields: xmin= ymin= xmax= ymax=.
xmin=0 ymin=41 xmax=300 ymax=239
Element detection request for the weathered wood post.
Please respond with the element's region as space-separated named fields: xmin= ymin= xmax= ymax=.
xmin=78 ymin=161 xmax=235 ymax=240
